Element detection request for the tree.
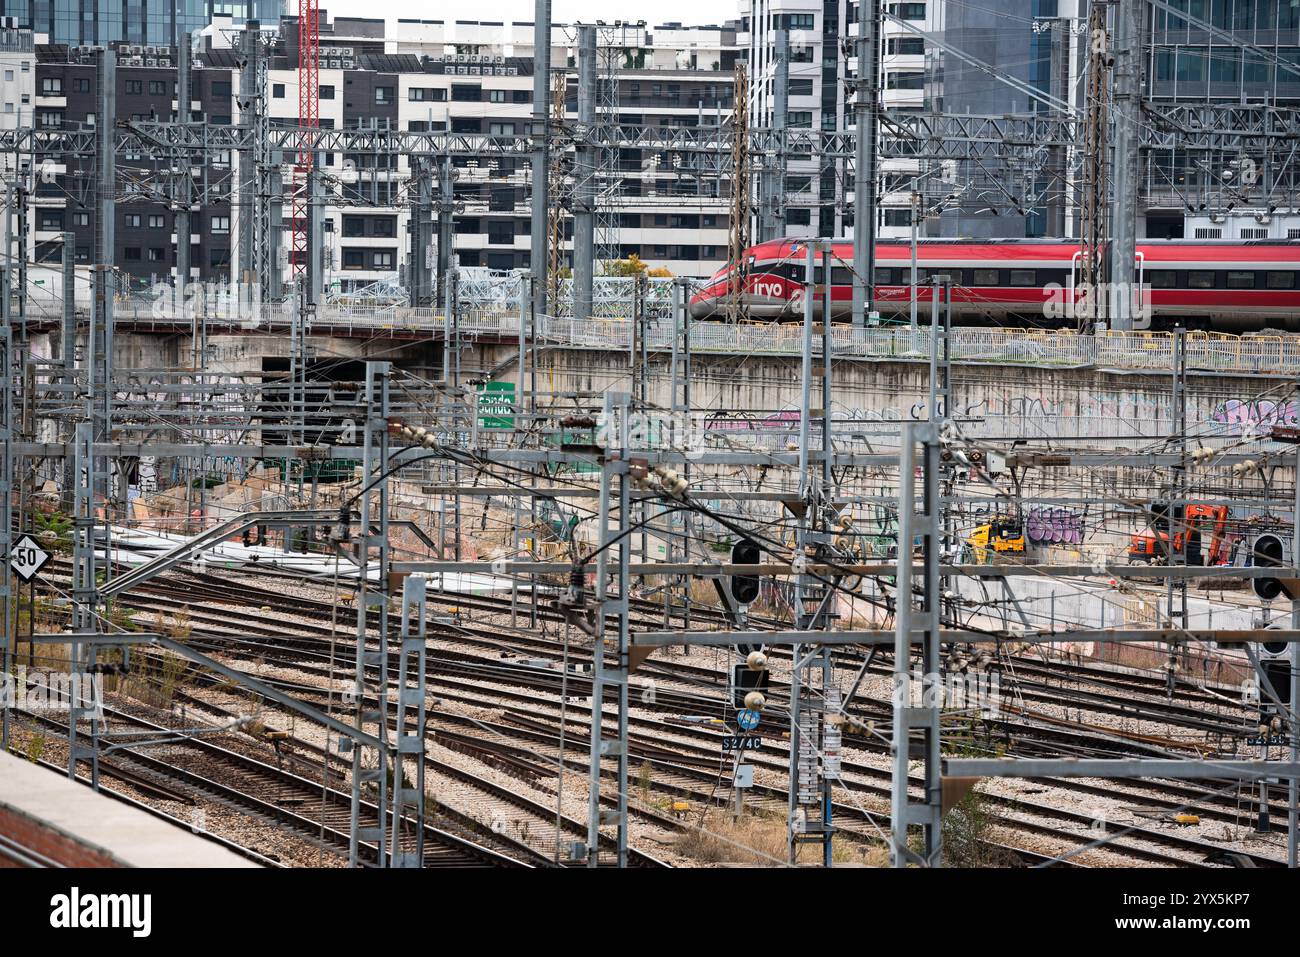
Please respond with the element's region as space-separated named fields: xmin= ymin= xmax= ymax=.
xmin=601 ymin=254 xmax=672 ymax=278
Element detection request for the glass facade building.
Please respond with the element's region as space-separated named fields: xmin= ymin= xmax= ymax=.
xmin=1 ymin=0 xmax=283 ymax=46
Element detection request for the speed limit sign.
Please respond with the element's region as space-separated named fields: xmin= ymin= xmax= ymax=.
xmin=8 ymin=534 xmax=51 ymax=583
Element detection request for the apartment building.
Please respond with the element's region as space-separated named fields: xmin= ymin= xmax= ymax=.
xmin=252 ymin=15 xmax=739 ymax=291
xmin=29 ymin=37 xmax=236 ymax=283
xmin=9 ymin=12 xmax=738 ymax=291
xmin=0 ymin=0 xmax=282 ymax=46
xmin=1146 ymin=0 xmax=1300 ymax=240
xmin=741 ymin=0 xmax=937 ymax=242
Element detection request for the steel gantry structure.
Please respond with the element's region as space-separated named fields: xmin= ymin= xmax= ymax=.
xmin=0 ymin=97 xmax=1290 ymax=297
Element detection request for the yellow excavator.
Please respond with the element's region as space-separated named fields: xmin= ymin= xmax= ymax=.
xmin=965 ymin=515 xmax=1026 ymax=564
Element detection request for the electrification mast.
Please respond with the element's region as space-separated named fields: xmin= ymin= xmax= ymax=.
xmin=292 ymin=0 xmax=320 ymax=281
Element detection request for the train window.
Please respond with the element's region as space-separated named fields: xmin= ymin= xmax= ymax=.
xmin=972 ymin=268 xmax=999 ymax=285
xmin=875 ymin=268 xmax=894 ymax=285
xmin=1147 ymin=270 xmax=1177 ymax=288
xmin=1225 ymin=271 xmax=1256 ymax=289
xmin=832 ymin=267 xmax=852 ymax=285
xmin=1008 ymin=269 xmax=1036 ymax=286
xmin=1188 ymin=271 xmax=1215 ymax=288
xmin=1267 ymin=272 xmax=1296 ymax=289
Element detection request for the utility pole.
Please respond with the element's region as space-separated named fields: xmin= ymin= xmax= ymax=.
xmin=852 ymin=0 xmax=881 ymax=327
xmin=546 ymin=70 xmax=566 ymax=309
xmin=726 ymin=61 xmax=750 ymax=321
xmin=435 ymin=155 xmax=455 ymax=304
xmin=175 ymin=33 xmax=193 ymax=298
xmin=408 ymin=158 xmax=435 ymax=308
xmin=1290 ymin=453 xmax=1300 ymax=869
xmin=1080 ymin=0 xmax=1111 ymax=330
xmin=573 ymin=25 xmax=597 ymax=323
xmin=0 ymin=267 xmax=10 ymax=751
xmin=1110 ymin=0 xmax=1140 ymax=330
xmin=530 ymin=0 xmax=552 ymax=316
xmin=891 ymin=421 xmax=943 ymax=866
xmin=1164 ymin=328 xmax=1188 ymax=696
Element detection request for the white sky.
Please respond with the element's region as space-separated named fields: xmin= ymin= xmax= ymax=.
xmin=321 ymin=0 xmax=741 ymax=29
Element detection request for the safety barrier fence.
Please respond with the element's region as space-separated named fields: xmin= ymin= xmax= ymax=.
xmin=21 ymin=292 xmax=1300 ymax=376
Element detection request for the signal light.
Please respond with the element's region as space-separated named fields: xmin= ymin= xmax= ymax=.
xmin=1256 ymin=635 xmax=1293 ymax=707
xmin=729 ymin=539 xmax=762 ymax=604
xmin=1251 ymin=533 xmax=1293 ymax=601
xmin=732 ymin=663 xmax=770 ymax=710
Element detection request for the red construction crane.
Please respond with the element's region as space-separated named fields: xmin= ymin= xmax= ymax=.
xmin=291 ymin=0 xmax=320 ymax=281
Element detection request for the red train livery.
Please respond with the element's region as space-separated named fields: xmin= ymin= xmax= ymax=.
xmin=687 ymin=238 xmax=1300 ymax=330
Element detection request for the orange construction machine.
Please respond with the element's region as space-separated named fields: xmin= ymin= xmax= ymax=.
xmin=1128 ymin=502 xmax=1230 ymax=566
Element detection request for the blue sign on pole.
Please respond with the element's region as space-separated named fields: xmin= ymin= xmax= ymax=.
xmin=736 ymin=709 xmax=760 ymax=731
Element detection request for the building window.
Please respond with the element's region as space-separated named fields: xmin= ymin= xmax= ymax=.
xmin=786 ymin=13 xmax=815 ymax=29
xmin=886 ymin=72 xmax=925 ymax=90
xmin=124 ymin=247 xmax=142 ymax=261
xmin=148 ymin=247 xmax=166 ymax=262
xmin=40 ymin=77 xmax=62 ymax=95
xmin=888 ymin=3 xmax=926 ymax=20
xmin=74 ymin=212 xmax=89 ymax=226
xmin=273 ymin=83 xmax=285 ymax=98
xmin=125 ymin=214 xmax=142 ymax=228
xmin=787 ymin=111 xmax=812 ymax=128
xmin=149 ymin=80 xmax=168 ymax=96
xmin=789 ymin=78 xmax=814 ymax=96
xmin=373 ymin=251 xmax=394 ymax=269
xmin=342 ymin=249 xmax=365 ymax=269
xmin=148 ymin=214 xmax=165 ymax=228
xmin=488 ymin=89 xmax=507 ymax=103
xmin=342 ymin=216 xmax=365 ymax=237
xmin=125 ymin=79 xmax=142 ymax=95
xmin=375 ymin=86 xmax=393 ymax=104
xmin=211 ymin=216 xmax=230 ymax=234
xmin=320 ymin=84 xmax=334 ymax=99
xmin=74 ymin=78 xmax=90 ymax=93
xmin=887 ymin=37 xmax=926 ymax=56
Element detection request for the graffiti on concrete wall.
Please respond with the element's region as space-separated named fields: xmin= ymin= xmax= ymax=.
xmin=1025 ymin=506 xmax=1085 ymax=545
xmin=1211 ymin=397 xmax=1299 ymax=432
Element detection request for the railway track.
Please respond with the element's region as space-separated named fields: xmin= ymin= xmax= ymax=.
xmin=30 ymin=560 xmax=1291 ymax=866
xmin=13 ymin=705 xmax=526 ymax=868
xmin=126 ymin=628 xmax=1287 ymax=867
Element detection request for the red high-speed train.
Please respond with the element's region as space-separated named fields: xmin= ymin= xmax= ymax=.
xmin=687 ymin=238 xmax=1300 ymax=330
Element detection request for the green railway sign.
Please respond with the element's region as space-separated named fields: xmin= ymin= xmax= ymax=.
xmin=477 ymin=381 xmax=516 ymax=429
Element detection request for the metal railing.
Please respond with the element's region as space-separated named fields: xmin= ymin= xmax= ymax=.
xmin=26 ymin=283 xmax=1300 ymax=376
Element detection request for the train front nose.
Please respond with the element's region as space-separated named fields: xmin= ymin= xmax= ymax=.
xmin=688 ymin=285 xmax=719 ymax=319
